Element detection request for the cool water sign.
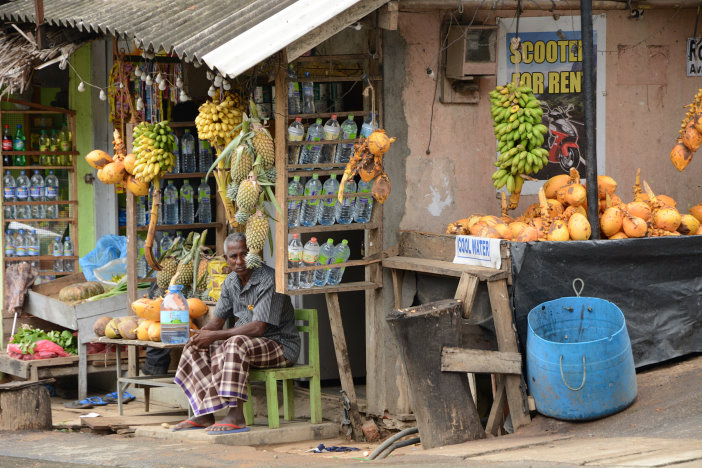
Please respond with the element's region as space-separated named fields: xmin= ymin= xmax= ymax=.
xmin=453 ymin=235 xmax=502 ymax=269
xmin=687 ymin=38 xmax=702 ymax=76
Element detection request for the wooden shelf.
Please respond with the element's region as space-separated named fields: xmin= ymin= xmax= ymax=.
xmin=136 ymin=222 xmax=222 ymax=232
xmin=1 ymin=151 xmax=78 ymax=156
xmin=286 ymin=257 xmax=380 ymax=273
xmin=38 ymin=271 xmax=74 ymax=276
xmin=161 ymin=172 xmax=213 ymax=179
xmin=287 ymin=138 xmax=358 ymax=147
xmin=288 ymin=111 xmax=371 ymax=120
xmin=3 ymin=200 xmax=76 ymax=206
xmin=3 ymin=217 xmax=74 ymax=222
xmin=285 ymin=281 xmax=380 ymax=296
xmin=1 ymin=165 xmax=74 ymax=171
xmin=3 ymin=255 xmax=78 ymax=261
xmin=289 ymin=221 xmax=378 ymax=234
xmin=297 ymin=75 xmax=381 ymax=83
xmin=288 ymin=162 xmax=347 ymax=171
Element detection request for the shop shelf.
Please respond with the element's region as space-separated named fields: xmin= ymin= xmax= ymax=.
xmin=136 ymin=222 xmax=222 ymax=232
xmin=1 ymin=165 xmax=75 ymax=171
xmin=161 ymin=172 xmax=214 ymax=180
xmin=289 ymin=221 xmax=378 ymax=234
xmin=3 ymin=200 xmax=76 ymax=206
xmin=4 ymin=217 xmax=75 ymax=222
xmin=3 ymin=255 xmax=78 ymax=261
xmin=288 ymin=110 xmax=371 ymax=120
xmin=1 ymin=151 xmax=79 ymax=156
xmin=285 ymin=281 xmax=380 ymax=296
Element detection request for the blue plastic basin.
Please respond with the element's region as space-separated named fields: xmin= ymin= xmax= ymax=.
xmin=526 ymin=297 xmax=637 ymax=421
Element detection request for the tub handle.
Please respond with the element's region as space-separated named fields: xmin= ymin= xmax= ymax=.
xmin=572 ymin=278 xmax=584 ymax=297
xmin=559 ymin=355 xmax=586 ymax=391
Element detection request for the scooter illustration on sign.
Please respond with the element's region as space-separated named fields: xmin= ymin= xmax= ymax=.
xmin=541 ymin=102 xmax=584 ymax=172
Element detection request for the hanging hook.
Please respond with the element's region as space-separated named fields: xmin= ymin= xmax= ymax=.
xmin=572 ymin=278 xmax=584 ymax=297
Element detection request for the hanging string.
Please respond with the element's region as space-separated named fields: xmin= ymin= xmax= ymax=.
xmin=693 ymin=0 xmax=702 ymax=42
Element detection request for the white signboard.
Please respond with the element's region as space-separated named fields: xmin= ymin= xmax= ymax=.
xmin=453 ymin=236 xmax=502 ymax=269
xmin=687 ymin=38 xmax=702 ymax=76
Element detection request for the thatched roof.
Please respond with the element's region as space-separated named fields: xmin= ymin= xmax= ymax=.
xmin=0 ymin=25 xmax=89 ymax=97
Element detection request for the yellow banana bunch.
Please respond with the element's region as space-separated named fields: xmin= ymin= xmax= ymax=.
xmin=195 ymin=90 xmax=245 ymax=148
xmin=489 ymin=81 xmax=549 ymax=193
xmin=131 ymin=121 xmax=176 ymax=183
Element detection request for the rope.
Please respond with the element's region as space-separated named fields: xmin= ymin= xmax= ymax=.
xmin=560 ymin=355 xmax=586 ymax=391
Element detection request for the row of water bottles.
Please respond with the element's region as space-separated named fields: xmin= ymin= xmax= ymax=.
xmin=51 ymin=236 xmax=74 ymax=273
xmin=288 ymin=235 xmax=351 ymax=289
xmin=288 ymin=174 xmax=373 ymax=228
xmin=3 ymin=169 xmax=61 ymax=220
xmin=136 ymin=178 xmax=212 ymax=226
xmin=3 ymin=230 xmax=73 ymax=272
xmin=170 ymin=129 xmax=214 ymax=174
xmin=289 ymin=113 xmax=377 ymax=166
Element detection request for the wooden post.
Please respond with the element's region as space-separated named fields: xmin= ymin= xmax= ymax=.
xmin=487 ymin=279 xmax=531 ymax=431
xmin=387 ymin=299 xmax=486 ymax=448
xmin=126 ymin=191 xmax=138 ymax=377
xmin=274 ymin=50 xmax=288 ymax=294
xmin=325 ymin=292 xmax=364 ymax=440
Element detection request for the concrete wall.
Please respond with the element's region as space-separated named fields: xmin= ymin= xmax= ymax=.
xmin=372 ymin=7 xmax=702 ymax=417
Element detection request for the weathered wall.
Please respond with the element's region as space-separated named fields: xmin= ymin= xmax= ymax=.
xmin=373 ymin=7 xmax=702 ymax=417
xmin=395 ymin=8 xmax=702 ymax=234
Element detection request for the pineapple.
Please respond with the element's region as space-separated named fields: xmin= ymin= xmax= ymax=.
xmin=235 ymin=209 xmax=250 ymax=225
xmin=195 ymin=259 xmax=209 ymax=293
xmin=251 ymin=125 xmax=275 ymax=169
xmin=157 ymin=257 xmax=178 ymax=290
xmin=236 ymin=173 xmax=260 ymax=212
xmin=245 ymin=252 xmax=263 ymax=269
xmin=263 ymin=166 xmax=277 ymax=183
xmin=245 ymin=210 xmax=269 ymax=253
xmin=230 ymin=145 xmax=254 ymax=183
xmin=226 ymin=180 xmax=239 ymax=201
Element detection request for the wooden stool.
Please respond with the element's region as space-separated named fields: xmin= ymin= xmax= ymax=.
xmin=0 ymin=379 xmax=53 ymax=430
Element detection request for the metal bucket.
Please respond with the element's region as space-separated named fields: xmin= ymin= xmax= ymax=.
xmin=526 ymin=294 xmax=637 ymax=421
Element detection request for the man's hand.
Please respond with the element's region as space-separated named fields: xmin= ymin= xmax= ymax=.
xmin=187 ymin=329 xmax=220 ymax=350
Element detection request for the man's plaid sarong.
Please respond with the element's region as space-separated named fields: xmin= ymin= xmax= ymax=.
xmin=174 ymin=335 xmax=288 ymax=416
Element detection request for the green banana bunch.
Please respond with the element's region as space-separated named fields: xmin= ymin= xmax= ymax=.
xmin=489 ymin=81 xmax=549 ymax=192
xmin=132 ymin=121 xmax=176 ymax=183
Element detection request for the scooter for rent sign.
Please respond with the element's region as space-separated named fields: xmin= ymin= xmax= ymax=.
xmin=497 ymin=15 xmax=607 ymax=195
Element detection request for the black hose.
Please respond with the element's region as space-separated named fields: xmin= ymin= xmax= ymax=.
xmin=374 ymin=436 xmax=421 ymax=460
xmin=367 ymin=427 xmax=419 ymax=460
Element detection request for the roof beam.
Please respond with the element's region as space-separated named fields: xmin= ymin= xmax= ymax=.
xmin=287 ymin=0 xmax=390 ymax=62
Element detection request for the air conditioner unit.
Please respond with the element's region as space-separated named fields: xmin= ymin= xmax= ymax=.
xmin=445 ymin=25 xmax=498 ymax=80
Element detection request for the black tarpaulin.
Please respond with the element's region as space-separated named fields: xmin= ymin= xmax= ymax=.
xmin=510 ymin=237 xmax=702 ymax=368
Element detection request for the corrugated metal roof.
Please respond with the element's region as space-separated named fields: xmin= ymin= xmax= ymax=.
xmin=0 ymin=0 xmax=299 ymax=63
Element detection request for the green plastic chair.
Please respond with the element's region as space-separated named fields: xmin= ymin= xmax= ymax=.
xmin=243 ymin=308 xmax=322 ymax=428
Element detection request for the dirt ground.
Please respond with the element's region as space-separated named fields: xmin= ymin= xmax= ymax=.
xmin=0 ymin=355 xmax=701 ymax=467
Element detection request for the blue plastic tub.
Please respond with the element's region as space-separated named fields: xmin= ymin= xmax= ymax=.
xmin=526 ymin=297 xmax=637 ymax=421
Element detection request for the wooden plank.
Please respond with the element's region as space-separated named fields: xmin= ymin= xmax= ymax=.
xmin=399 ymin=230 xmax=510 ymax=266
xmin=24 ymin=291 xmax=78 ymax=330
xmin=0 ymin=378 xmax=54 ymax=391
xmin=91 ymin=337 xmax=184 ymax=349
xmin=325 ymin=292 xmax=364 ymax=441
xmin=126 ymin=190 xmax=138 ymax=378
xmin=454 ymin=272 xmax=479 ymax=319
xmin=485 ymin=379 xmax=506 ymax=436
xmin=383 ymin=256 xmax=508 ymax=281
xmin=487 ymin=279 xmax=531 ymax=431
xmin=378 ymin=1 xmax=398 ymax=30
xmin=285 ymin=280 xmax=379 ymax=296
xmin=82 ymin=415 xmax=182 ymax=430
xmin=441 ymin=347 xmax=522 ymax=374
xmin=274 ymin=49 xmax=288 ymax=294
xmin=391 ymin=269 xmax=403 ymax=310
xmin=31 ymin=273 xmax=85 ymax=297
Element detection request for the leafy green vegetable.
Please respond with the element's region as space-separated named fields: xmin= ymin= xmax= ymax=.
xmin=10 ymin=327 xmax=78 ymax=355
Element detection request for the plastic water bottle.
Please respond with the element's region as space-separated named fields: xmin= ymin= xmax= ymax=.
xmin=63 ymin=237 xmax=74 ymax=272
xmin=52 ymin=236 xmax=63 ymax=272
xmin=15 ymin=170 xmax=31 ymax=219
xmin=302 ymin=72 xmax=315 ymax=114
xmin=318 ymin=173 xmax=340 ymax=226
xmin=3 ymin=170 xmax=16 ymax=219
xmin=172 ymin=132 xmax=180 ymax=173
xmin=354 ymin=179 xmax=373 ymax=223
xmin=160 ymin=231 xmax=174 ymax=256
xmin=335 ymin=115 xmax=358 ymax=163
xmin=287 ymin=175 xmax=304 ymax=228
xmin=197 ymin=178 xmax=211 ymax=223
xmin=336 ymin=178 xmax=356 ymax=224
xmin=30 ymin=170 xmax=46 ymax=219
xmin=180 ymin=129 xmax=196 ymax=173
xmin=4 ymin=230 xmax=15 ymax=257
xmin=287 ymin=233 xmax=303 ymax=290
xmin=27 ymin=230 xmax=39 ymax=257
xmin=180 ymin=179 xmax=194 ymax=224
xmin=327 ymin=240 xmax=351 ymax=286
xmin=300 ymin=173 xmax=322 ymax=227
xmin=287 ymin=64 xmax=301 ymax=115
xmin=45 ymin=170 xmax=59 ymax=219
xmin=160 ymin=285 xmax=190 ymax=344
xmin=360 ymin=113 xmax=378 ymax=138
xmin=137 ymin=237 xmax=147 ymax=278
xmin=313 ymin=238 xmax=336 ymax=287
xmin=299 ymin=118 xmax=323 ymax=165
xmin=13 ymin=124 xmax=26 ymax=166
xmin=198 ymin=139 xmax=213 ymax=173
xmin=299 ymin=237 xmax=320 ymax=289
xmin=317 ymin=114 xmax=340 ymax=164
xmin=164 ymin=180 xmax=179 ymax=224
xmin=15 ymin=230 xmax=27 ymax=257
xmin=287 ymin=117 xmax=305 ymax=164
xmin=136 ymin=196 xmax=147 ymax=226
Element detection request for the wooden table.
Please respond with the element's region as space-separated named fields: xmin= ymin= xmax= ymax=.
xmin=91 ymin=337 xmax=186 ymax=416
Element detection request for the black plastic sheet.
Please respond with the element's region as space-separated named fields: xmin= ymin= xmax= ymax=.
xmin=510 ymin=237 xmax=702 ymax=368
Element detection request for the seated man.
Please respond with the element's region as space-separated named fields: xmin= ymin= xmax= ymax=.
xmin=173 ymin=232 xmax=300 ymax=434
